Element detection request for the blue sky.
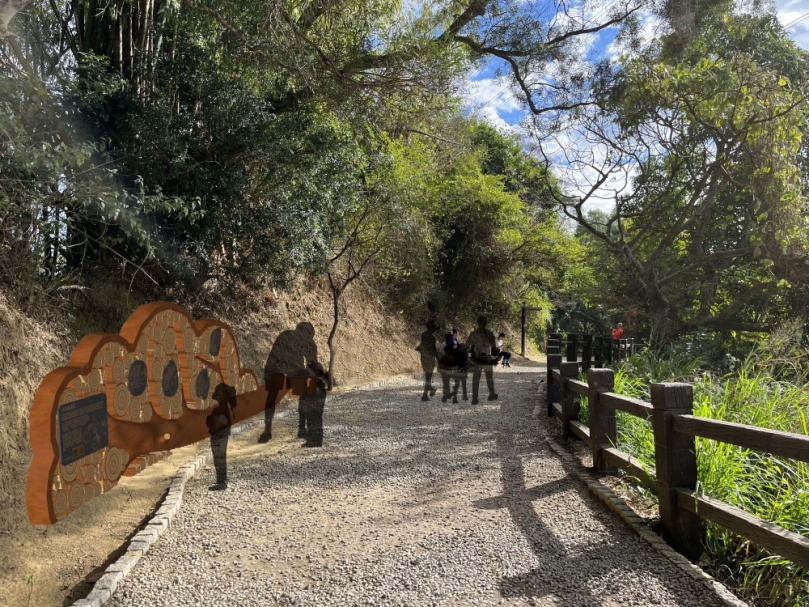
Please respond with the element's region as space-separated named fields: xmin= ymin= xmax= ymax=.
xmin=464 ymin=0 xmax=809 ymax=132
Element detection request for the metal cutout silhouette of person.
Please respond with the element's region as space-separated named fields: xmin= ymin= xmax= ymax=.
xmin=416 ymin=320 xmax=440 ymax=401
xmin=206 ymin=383 xmax=237 ymax=490
xmin=259 ymin=322 xmax=319 ymax=443
xmin=299 ymin=361 xmax=328 ymax=447
xmin=466 ymin=315 xmax=498 ymax=405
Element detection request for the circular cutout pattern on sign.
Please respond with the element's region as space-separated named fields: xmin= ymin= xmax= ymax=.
xmin=183 ymin=328 xmax=195 ymax=352
xmin=128 ymin=360 xmax=148 ymax=396
xmin=105 ymin=448 xmax=122 ymax=482
xmin=60 ymin=461 xmax=79 ymax=483
xmin=112 ymin=358 xmax=125 ymax=383
xmin=195 ymin=368 xmax=210 ymax=400
xmin=88 ymin=369 xmax=101 ymax=392
xmin=165 ymin=328 xmax=176 ymax=354
xmin=68 ymin=482 xmax=84 ymax=510
xmin=210 ymin=327 xmax=222 ymax=357
xmin=153 ymin=357 xmax=164 ymax=381
xmin=54 ymin=490 xmax=68 ymax=516
xmin=114 ymin=384 xmax=130 ymax=417
xmin=162 ymin=359 xmax=179 ymax=397
xmin=60 ymin=388 xmax=77 ymax=405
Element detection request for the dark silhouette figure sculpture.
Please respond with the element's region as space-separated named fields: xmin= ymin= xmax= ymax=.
xmin=299 ymin=361 xmax=328 ymax=447
xmin=466 ymin=316 xmax=498 ymax=405
xmin=206 ymin=383 xmax=238 ymax=490
xmin=260 ymin=321 xmax=319 ymax=443
xmin=416 ymin=320 xmax=440 ymax=401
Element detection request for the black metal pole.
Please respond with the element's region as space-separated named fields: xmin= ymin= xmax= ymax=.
xmin=521 ymin=302 xmax=526 ymax=357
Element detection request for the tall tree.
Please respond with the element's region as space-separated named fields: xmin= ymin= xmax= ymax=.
xmin=539 ymin=15 xmax=809 ymax=338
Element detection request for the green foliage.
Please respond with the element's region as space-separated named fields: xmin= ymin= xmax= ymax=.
xmin=611 ymin=346 xmax=809 ymax=606
xmin=562 ymin=14 xmax=809 ymax=341
xmin=366 ymin=124 xmax=577 ymax=327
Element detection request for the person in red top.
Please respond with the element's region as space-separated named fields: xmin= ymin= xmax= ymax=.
xmin=613 ymin=322 xmax=624 ymax=340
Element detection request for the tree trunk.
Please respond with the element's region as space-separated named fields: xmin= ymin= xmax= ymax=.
xmin=326 ymin=284 xmax=340 ymax=390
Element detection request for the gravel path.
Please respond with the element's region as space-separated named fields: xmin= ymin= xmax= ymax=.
xmin=109 ymin=367 xmax=725 ymax=607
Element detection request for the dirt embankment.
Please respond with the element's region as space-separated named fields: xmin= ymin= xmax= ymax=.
xmin=0 ymin=276 xmax=432 ymax=607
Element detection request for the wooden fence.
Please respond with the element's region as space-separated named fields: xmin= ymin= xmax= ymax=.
xmin=545 ymin=332 xmax=642 ymax=364
xmin=545 ymin=345 xmax=809 ymax=569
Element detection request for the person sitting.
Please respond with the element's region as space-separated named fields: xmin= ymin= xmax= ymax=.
xmin=613 ymin=322 xmax=624 ymax=340
xmin=494 ymin=333 xmax=511 ymax=367
xmin=445 ymin=328 xmax=468 ymax=371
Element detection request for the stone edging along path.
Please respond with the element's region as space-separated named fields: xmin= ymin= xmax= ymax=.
xmin=70 ymin=374 xmax=427 ymax=607
xmin=542 ymin=438 xmax=749 ymax=607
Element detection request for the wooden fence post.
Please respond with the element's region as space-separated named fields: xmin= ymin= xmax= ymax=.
xmin=593 ymin=336 xmax=604 ymax=367
xmin=566 ymin=334 xmax=579 ymax=362
xmin=546 ymin=354 xmax=562 ymax=416
xmin=651 ymin=383 xmax=702 ymax=560
xmin=546 ymin=339 xmax=560 ymax=355
xmin=581 ymin=335 xmax=593 ymax=372
xmin=559 ymin=361 xmax=580 ymax=438
xmin=587 ymin=368 xmax=617 ymax=472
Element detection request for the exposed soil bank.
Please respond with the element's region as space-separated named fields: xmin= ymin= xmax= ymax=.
xmin=0 ymin=276 xmax=427 ymax=607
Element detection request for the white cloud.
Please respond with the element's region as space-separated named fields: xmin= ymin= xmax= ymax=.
xmin=462 ymin=73 xmax=522 ymax=132
xmin=777 ymin=0 xmax=809 ymax=49
xmin=463 ymin=76 xmax=522 ymax=113
xmin=476 ymin=106 xmax=518 ymax=133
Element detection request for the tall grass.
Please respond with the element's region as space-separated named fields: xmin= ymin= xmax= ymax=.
xmin=609 ymin=349 xmax=809 ymax=607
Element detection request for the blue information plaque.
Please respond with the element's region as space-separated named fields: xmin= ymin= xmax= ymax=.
xmin=57 ymin=393 xmax=109 ymax=465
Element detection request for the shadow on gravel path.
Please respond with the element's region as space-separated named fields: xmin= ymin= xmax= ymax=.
xmin=484 ymin=393 xmax=723 ymax=606
xmin=105 ymin=365 xmax=726 ymax=607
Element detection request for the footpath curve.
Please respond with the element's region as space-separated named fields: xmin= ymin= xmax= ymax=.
xmin=91 ymin=366 xmax=733 ymax=607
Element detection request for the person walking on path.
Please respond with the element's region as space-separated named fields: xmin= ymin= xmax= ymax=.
xmin=466 ymin=316 xmax=498 ymax=405
xmin=416 ymin=320 xmax=440 ymax=401
xmin=445 ymin=328 xmax=468 ymax=371
xmin=612 ymin=322 xmax=624 ymax=340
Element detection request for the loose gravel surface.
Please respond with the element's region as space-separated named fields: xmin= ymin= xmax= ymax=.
xmin=109 ymin=366 xmax=725 ymax=607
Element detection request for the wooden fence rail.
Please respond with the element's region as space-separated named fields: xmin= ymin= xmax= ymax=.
xmin=545 ymin=351 xmax=809 ymax=569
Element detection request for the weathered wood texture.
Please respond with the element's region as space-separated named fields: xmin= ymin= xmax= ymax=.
xmin=566 ymin=334 xmax=578 ymax=362
xmin=673 ymin=415 xmax=809 ymax=464
xmin=566 ymin=379 xmax=589 ymax=396
xmin=581 ymin=335 xmax=593 ymax=372
xmin=569 ymin=420 xmax=592 ymax=447
xmin=587 ymin=368 xmax=616 ymax=472
xmin=602 ymin=447 xmax=657 ymax=490
xmin=601 ymin=392 xmax=653 ymax=420
xmin=542 ymin=335 xmax=809 ymax=569
xmin=651 ymin=383 xmax=702 ymax=560
xmin=559 ymin=361 xmax=581 ymax=439
xmin=676 ymin=489 xmax=809 ymax=569
xmin=546 ymin=354 xmax=563 ymax=416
